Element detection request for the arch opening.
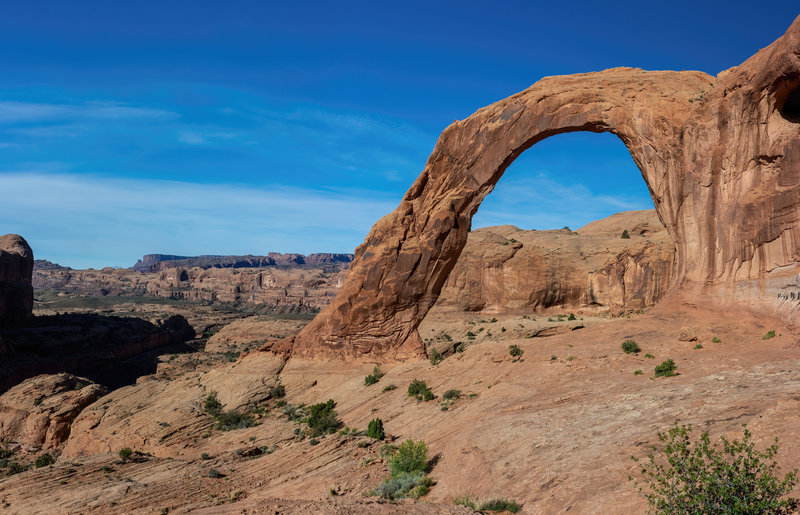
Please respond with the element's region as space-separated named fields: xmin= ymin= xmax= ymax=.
xmin=779 ymin=84 xmax=800 ymax=123
xmin=428 ymin=130 xmax=676 ymax=320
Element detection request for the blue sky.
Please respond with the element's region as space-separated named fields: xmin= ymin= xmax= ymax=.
xmin=0 ymin=1 xmax=797 ymax=268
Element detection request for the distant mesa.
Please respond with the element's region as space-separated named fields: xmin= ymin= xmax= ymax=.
xmin=131 ymin=252 xmax=353 ymax=272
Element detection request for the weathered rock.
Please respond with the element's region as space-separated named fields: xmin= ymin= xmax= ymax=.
xmin=0 ymin=373 xmax=107 ymax=449
xmin=291 ymin=17 xmax=800 ymax=361
xmin=435 ymin=210 xmax=674 ymax=313
xmin=0 ymin=234 xmax=33 ymax=321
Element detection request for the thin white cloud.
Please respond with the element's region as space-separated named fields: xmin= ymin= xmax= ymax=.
xmin=0 ymin=101 xmax=178 ymax=124
xmin=0 ymin=172 xmax=398 ymax=269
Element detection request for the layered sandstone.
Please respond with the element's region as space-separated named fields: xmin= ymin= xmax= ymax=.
xmin=0 ymin=373 xmax=108 ymax=449
xmin=132 ymin=252 xmax=352 ymax=273
xmin=0 ymin=234 xmax=33 ymax=321
xmin=291 ymin=17 xmax=800 ymax=361
xmin=436 ymin=210 xmax=674 ymax=313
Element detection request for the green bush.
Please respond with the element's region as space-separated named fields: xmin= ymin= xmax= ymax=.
xmin=654 ymin=359 xmax=678 ymax=378
xmin=443 ymin=389 xmax=461 ymax=401
xmin=382 ymin=384 xmax=397 ymax=392
xmin=365 ymin=365 xmax=384 ymax=386
xmin=201 ymin=452 xmax=210 ymax=460
xmin=455 ymin=343 xmax=465 ymax=353
xmin=763 ymin=330 xmax=776 ymax=340
xmin=270 ymin=383 xmax=286 ymax=399
xmin=407 ymin=379 xmax=434 ymax=401
xmin=622 ymin=340 xmax=641 ymax=354
xmin=429 ymin=349 xmax=443 ymax=366
xmin=214 ymin=410 xmax=256 ymax=431
xmin=509 ymin=345 xmax=523 ymax=357
xmin=203 ymin=391 xmax=222 ymax=417
xmin=118 ymin=447 xmax=133 ymax=461
xmin=645 ymin=353 xmax=655 ymax=359
xmin=208 ymin=468 xmax=222 ymax=478
xmin=35 ymin=453 xmax=55 ymax=468
xmin=631 ymin=423 xmax=798 ymax=513
xmin=621 ymin=229 xmax=630 ymax=239
xmin=479 ymin=499 xmax=522 ymax=512
xmin=7 ymin=461 xmax=25 ymax=475
xmin=371 ymin=470 xmax=433 ymax=499
xmin=694 ymin=343 xmax=703 ymax=349
xmin=305 ymin=399 xmax=341 ymax=435
xmin=367 ymin=418 xmax=385 ymax=440
xmin=711 ymin=337 xmax=721 ymax=343
xmin=389 ymin=439 xmax=428 ymax=476
xmin=568 ymin=313 xmax=576 ymax=321
xmin=634 ymin=369 xmax=643 ymax=375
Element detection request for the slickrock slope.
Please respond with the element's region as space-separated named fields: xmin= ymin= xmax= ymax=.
xmin=436 ymin=210 xmax=674 ymax=313
xmin=0 ymin=373 xmax=108 ymax=449
xmin=292 ymin=16 xmax=800 ymax=361
xmin=0 ymin=234 xmax=33 ymax=321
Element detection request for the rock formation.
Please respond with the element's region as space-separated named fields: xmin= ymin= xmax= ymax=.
xmin=290 ymin=17 xmax=800 ymax=361
xmin=436 ymin=210 xmax=674 ymax=313
xmin=132 ymin=252 xmax=353 ymax=272
xmin=0 ymin=234 xmax=33 ymax=321
xmin=0 ymin=373 xmax=108 ymax=449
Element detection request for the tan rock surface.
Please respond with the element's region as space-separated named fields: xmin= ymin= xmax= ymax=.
xmin=0 ymin=234 xmax=33 ymax=321
xmin=0 ymin=373 xmax=107 ymax=449
xmin=292 ymin=17 xmax=800 ymax=361
xmin=436 ymin=210 xmax=673 ymax=313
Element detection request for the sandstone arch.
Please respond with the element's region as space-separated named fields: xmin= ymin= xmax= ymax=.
xmin=287 ymin=17 xmax=800 ymax=361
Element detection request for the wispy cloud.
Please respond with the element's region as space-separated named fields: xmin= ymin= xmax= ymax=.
xmin=473 ymin=172 xmax=653 ymax=231
xmin=0 ymin=172 xmax=398 ymax=269
xmin=0 ymin=101 xmax=178 ymax=124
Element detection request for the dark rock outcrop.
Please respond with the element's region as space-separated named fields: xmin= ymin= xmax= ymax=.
xmin=0 ymin=234 xmax=33 ymax=321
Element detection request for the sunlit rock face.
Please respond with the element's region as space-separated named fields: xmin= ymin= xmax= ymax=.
xmin=287 ymin=18 xmax=800 ymax=361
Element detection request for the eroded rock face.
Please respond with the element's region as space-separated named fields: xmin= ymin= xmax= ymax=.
xmin=0 ymin=373 xmax=107 ymax=449
xmin=435 ymin=210 xmax=674 ymax=313
xmin=0 ymin=234 xmax=33 ymax=321
xmin=291 ymin=17 xmax=800 ymax=361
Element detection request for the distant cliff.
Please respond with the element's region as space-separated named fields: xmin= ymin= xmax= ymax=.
xmin=131 ymin=252 xmax=353 ymax=272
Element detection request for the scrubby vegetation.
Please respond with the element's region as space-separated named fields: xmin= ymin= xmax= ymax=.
xmin=622 ymin=340 xmax=641 ymax=354
xmin=711 ymin=337 xmax=721 ymax=343
xmin=407 ymin=379 xmax=434 ymax=401
xmin=654 ymin=359 xmax=678 ymax=378
xmin=631 ymin=423 xmax=798 ymax=514
xmin=371 ymin=439 xmax=433 ymax=499
xmin=509 ymin=344 xmax=523 ymax=357
xmin=367 ymin=418 xmax=385 ymax=440
xmin=34 ymin=453 xmax=55 ymax=468
xmin=306 ymin=399 xmax=342 ymax=436
xmin=763 ymin=330 xmax=776 ymax=340
xmin=382 ymin=384 xmax=397 ymax=392
xmin=364 ymin=365 xmax=384 ymax=386
xmin=270 ymin=383 xmax=286 ymax=399
xmin=454 ymin=495 xmax=522 ymax=512
xmin=118 ymin=447 xmax=133 ymax=462
xmin=429 ymin=349 xmax=443 ymax=365
xmin=203 ymin=391 xmax=257 ymax=431
xmin=443 ymin=389 xmax=461 ymax=401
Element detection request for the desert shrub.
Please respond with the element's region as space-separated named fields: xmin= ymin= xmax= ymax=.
xmin=550 ymin=355 xmax=557 ymax=361
xmin=645 ymin=353 xmax=655 ymax=359
xmin=7 ymin=461 xmax=25 ymax=475
xmin=654 ymin=359 xmax=678 ymax=378
xmin=441 ymin=333 xmax=452 ymax=341
xmin=479 ymin=498 xmax=522 ymax=512
xmin=305 ymin=399 xmax=341 ymax=435
xmin=364 ymin=365 xmax=383 ymax=386
xmin=118 ymin=447 xmax=133 ymax=461
xmin=367 ymin=418 xmax=385 ymax=440
xmin=455 ymin=343 xmax=465 ymax=353
xmin=443 ymin=389 xmax=461 ymax=401
xmin=407 ymin=379 xmax=434 ymax=401
xmin=711 ymin=337 xmax=721 ymax=343
xmin=203 ymin=391 xmax=223 ymax=417
xmin=201 ymin=452 xmax=210 ymax=460
xmin=33 ymin=397 xmax=43 ymax=406
xmin=568 ymin=313 xmax=576 ymax=320
xmin=694 ymin=343 xmax=703 ymax=349
xmin=215 ymin=410 xmax=256 ymax=431
xmin=634 ymin=369 xmax=643 ymax=375
xmin=371 ymin=470 xmax=433 ymax=499
xmin=309 ymin=438 xmax=319 ymax=445
xmin=429 ymin=349 xmax=443 ymax=366
xmin=509 ymin=344 xmax=523 ymax=357
xmin=382 ymin=384 xmax=397 ymax=392
xmin=35 ymin=453 xmax=55 ymax=468
xmin=270 ymin=383 xmax=286 ymax=399
xmin=763 ymin=330 xmax=776 ymax=340
xmin=389 ymin=439 xmax=428 ymax=476
xmin=208 ymin=468 xmax=222 ymax=478
xmin=622 ymin=340 xmax=641 ymax=354
xmin=282 ymin=403 xmax=307 ymax=422
xmin=453 ymin=494 xmax=477 ymax=509
xmin=0 ymin=441 xmax=13 ymax=460
xmin=621 ymin=229 xmax=630 ymax=239
xmin=631 ymin=423 xmax=798 ymax=514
